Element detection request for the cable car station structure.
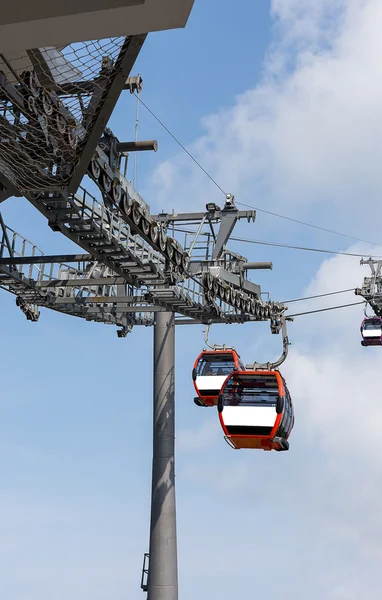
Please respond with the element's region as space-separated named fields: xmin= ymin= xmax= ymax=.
xmin=355 ymin=259 xmax=382 ymax=346
xmin=0 ymin=3 xmax=291 ymax=599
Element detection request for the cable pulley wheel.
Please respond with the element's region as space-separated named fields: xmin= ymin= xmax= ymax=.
xmin=90 ymin=158 xmax=101 ymax=180
xmin=42 ymin=92 xmax=54 ymax=116
xmin=231 ymin=288 xmax=237 ymax=305
xmin=50 ymin=135 xmax=60 ymax=156
xmin=132 ymin=202 xmax=142 ymax=226
xmin=102 ymin=172 xmax=112 ymax=193
xmin=158 ymin=232 xmax=167 ymax=252
xmin=174 ymin=250 xmax=182 ymax=266
xmin=29 ymin=71 xmax=41 ymax=97
xmin=141 ymin=218 xmax=150 ymax=236
xmin=212 ymin=278 xmax=219 ymax=296
xmin=235 ymin=294 xmax=242 ymax=310
xmin=150 ymin=223 xmax=159 ymax=244
xmin=224 ymin=286 xmax=231 ymax=303
xmin=119 ymin=193 xmax=131 ymax=217
xmin=39 ymin=113 xmax=49 ymax=137
xmin=27 ymin=96 xmax=37 ymax=116
xmin=112 ymin=181 xmax=122 ymax=203
xmin=181 ymin=252 xmax=189 ymax=271
xmin=206 ymin=272 xmax=213 ymax=290
xmin=245 ymin=298 xmax=251 ymax=313
xmin=56 ymin=113 xmax=67 ymax=135
xmin=67 ymin=126 xmax=78 ymax=150
xmin=166 ymin=239 xmax=174 ymax=260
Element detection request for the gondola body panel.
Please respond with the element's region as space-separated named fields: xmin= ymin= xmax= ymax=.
xmin=360 ymin=317 xmax=382 ymax=346
xmin=193 ymin=349 xmax=243 ymax=407
xmin=218 ymin=370 xmax=294 ymax=451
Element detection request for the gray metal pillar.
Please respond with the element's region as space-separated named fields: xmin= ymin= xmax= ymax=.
xmin=147 ymin=311 xmax=178 ymax=600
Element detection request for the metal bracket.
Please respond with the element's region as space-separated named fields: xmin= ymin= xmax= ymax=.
xmin=116 ymin=324 xmax=133 ymax=338
xmin=212 ymin=195 xmax=251 ymax=260
xmin=124 ymin=74 xmax=143 ymax=94
xmin=16 ymin=296 xmax=40 ymax=322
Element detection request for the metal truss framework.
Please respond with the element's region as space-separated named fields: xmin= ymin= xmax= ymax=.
xmin=0 ymin=30 xmax=289 ymax=600
xmin=0 ymin=36 xmax=285 ymax=334
xmin=0 ymin=197 xmax=286 ymax=328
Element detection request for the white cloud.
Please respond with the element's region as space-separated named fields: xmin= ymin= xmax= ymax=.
xmin=145 ymin=0 xmax=382 ymax=247
xmin=177 ymin=416 xmax=220 ymax=452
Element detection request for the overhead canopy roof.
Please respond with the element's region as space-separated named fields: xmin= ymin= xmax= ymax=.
xmin=0 ymin=0 xmax=195 ymax=52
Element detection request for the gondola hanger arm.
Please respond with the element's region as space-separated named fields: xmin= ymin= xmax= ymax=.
xmin=364 ymin=302 xmax=374 ymax=318
xmin=245 ymin=317 xmax=292 ymax=370
xmin=203 ymin=323 xmax=233 ymax=351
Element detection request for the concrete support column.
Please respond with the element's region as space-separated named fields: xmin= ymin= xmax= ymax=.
xmin=147 ymin=311 xmax=177 ymax=600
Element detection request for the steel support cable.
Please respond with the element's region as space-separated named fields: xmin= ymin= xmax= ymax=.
xmin=133 ymin=89 xmax=140 ymax=188
xmin=228 ymin=236 xmax=382 ymax=258
xmin=134 ymin=94 xmax=227 ymax=195
xmin=282 ymin=288 xmax=356 ymax=303
xmin=135 ymin=96 xmax=382 ymax=250
xmin=288 ymin=300 xmax=365 ymax=318
xmin=235 ymin=201 xmax=382 ymax=249
xmin=171 ymin=225 xmax=381 ymax=259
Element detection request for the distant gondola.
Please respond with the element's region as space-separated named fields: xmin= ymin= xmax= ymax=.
xmin=192 ymin=349 xmax=244 ymax=407
xmin=218 ymin=370 xmax=294 ymax=451
xmin=360 ymin=317 xmax=382 ymax=346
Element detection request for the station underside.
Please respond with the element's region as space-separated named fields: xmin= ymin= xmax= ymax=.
xmin=0 ymin=0 xmax=194 ymax=51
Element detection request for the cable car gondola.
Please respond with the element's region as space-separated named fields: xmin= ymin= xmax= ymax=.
xmin=218 ymin=370 xmax=294 ymax=451
xmin=192 ymin=349 xmax=244 ymax=407
xmin=360 ymin=317 xmax=382 ymax=346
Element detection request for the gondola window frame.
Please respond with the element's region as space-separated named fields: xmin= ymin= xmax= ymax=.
xmin=195 ymin=355 xmax=237 ymax=378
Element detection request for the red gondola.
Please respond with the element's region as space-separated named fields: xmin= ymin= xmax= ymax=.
xmin=218 ymin=370 xmax=294 ymax=451
xmin=360 ymin=317 xmax=382 ymax=346
xmin=192 ymin=349 xmax=244 ymax=407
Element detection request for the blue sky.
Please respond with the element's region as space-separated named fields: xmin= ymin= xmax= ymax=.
xmin=1 ymin=1 xmax=382 ymax=599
